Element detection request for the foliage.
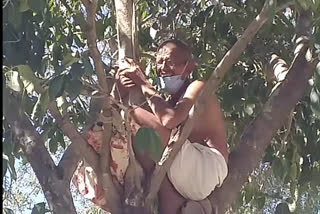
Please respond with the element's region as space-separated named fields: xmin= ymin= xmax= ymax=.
xmin=2 ymin=0 xmax=320 ymax=213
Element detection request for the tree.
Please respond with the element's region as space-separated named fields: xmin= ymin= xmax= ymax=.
xmin=2 ymin=0 xmax=320 ymax=213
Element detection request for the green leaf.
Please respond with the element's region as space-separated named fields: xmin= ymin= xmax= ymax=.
xmin=62 ymin=53 xmax=80 ymax=67
xmin=289 ymin=163 xmax=297 ymax=181
xmin=31 ymin=202 xmax=46 ymax=214
xmin=49 ymin=138 xmax=58 ymax=154
xmin=134 ymin=127 xmax=163 ymax=162
xmin=255 ymin=195 xmax=266 ymax=210
xmin=49 ymin=75 xmax=65 ymax=100
xmin=267 ymin=0 xmax=276 ymax=22
xmin=4 ymin=208 xmax=15 ymax=214
xmin=40 ymin=90 xmax=50 ymax=112
xmin=19 ymin=0 xmax=30 ymax=12
xmin=275 ymin=202 xmax=291 ymax=214
xmin=15 ymin=64 xmax=43 ymax=94
xmin=8 ymin=4 xmax=22 ymax=30
xmin=56 ymin=131 xmax=66 ymax=149
xmin=3 ymin=158 xmax=8 ymax=177
xmin=200 ymin=0 xmax=205 ymax=8
xmin=4 ymin=71 xmax=23 ymax=92
xmin=297 ymin=0 xmax=310 ymax=10
xmin=244 ymin=182 xmax=255 ymax=204
xmin=141 ymin=11 xmax=147 ymax=20
xmin=16 ymin=65 xmax=35 ymax=82
xmin=82 ymin=54 xmax=94 ymax=75
xmin=70 ymin=62 xmax=85 ymax=80
xmin=272 ymin=158 xmax=283 ymax=179
xmin=181 ymin=15 xmax=188 ymax=23
xmin=28 ymin=0 xmax=45 ymax=14
xmin=8 ymin=154 xmax=17 ymax=180
xmin=65 ymin=79 xmax=82 ymax=100
xmin=310 ymin=87 xmax=320 ymax=118
xmin=31 ymin=89 xmax=49 ymax=119
xmin=314 ymin=61 xmax=320 ymax=92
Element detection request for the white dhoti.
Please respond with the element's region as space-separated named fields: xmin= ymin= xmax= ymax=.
xmin=167 ymin=140 xmax=228 ymax=201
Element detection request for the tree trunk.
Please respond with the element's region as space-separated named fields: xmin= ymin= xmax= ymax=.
xmin=3 ymin=88 xmax=77 ymax=214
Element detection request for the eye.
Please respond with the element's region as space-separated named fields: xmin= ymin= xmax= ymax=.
xmin=156 ymin=59 xmax=162 ymax=65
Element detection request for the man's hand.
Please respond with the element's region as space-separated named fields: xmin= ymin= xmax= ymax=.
xmin=118 ymin=57 xmax=150 ymax=87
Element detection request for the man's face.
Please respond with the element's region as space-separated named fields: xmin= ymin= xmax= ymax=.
xmin=156 ymin=43 xmax=189 ymax=77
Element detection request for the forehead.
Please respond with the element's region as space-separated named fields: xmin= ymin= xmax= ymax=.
xmin=156 ymin=43 xmax=183 ymax=61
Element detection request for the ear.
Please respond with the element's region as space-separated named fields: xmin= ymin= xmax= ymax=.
xmin=182 ymin=58 xmax=196 ymax=78
xmin=187 ymin=58 xmax=196 ymax=72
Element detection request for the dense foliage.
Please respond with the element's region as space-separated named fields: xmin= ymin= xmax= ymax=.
xmin=2 ymin=0 xmax=320 ymax=213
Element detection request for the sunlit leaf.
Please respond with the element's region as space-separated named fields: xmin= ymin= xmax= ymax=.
xmin=31 ymin=89 xmax=49 ymax=119
xmin=62 ymin=53 xmax=80 ymax=67
xmin=4 ymin=71 xmax=23 ymax=92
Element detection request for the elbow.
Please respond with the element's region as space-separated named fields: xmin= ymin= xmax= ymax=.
xmin=161 ymin=116 xmax=180 ymax=129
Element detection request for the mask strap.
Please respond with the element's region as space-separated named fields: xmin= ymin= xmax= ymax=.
xmin=181 ymin=59 xmax=190 ymax=79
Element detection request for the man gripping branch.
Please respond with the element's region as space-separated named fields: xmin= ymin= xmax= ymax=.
xmin=118 ymin=39 xmax=229 ymax=214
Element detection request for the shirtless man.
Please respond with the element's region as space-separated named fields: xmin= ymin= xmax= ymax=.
xmin=119 ymin=39 xmax=228 ymax=214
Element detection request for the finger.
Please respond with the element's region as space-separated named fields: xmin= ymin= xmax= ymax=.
xmin=122 ymin=80 xmax=135 ymax=86
xmin=120 ymin=75 xmax=132 ymax=83
xmin=123 ymin=83 xmax=136 ymax=88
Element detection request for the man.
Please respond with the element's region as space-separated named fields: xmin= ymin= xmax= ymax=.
xmin=119 ymin=39 xmax=228 ymax=214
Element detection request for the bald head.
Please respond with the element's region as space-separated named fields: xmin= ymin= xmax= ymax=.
xmin=157 ymin=39 xmax=192 ymax=61
xmin=156 ymin=39 xmax=195 ymax=77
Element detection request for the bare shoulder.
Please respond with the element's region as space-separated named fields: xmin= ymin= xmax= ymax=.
xmin=183 ymin=80 xmax=205 ymax=100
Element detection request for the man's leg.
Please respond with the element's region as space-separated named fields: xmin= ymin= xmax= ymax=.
xmin=131 ymin=107 xmax=186 ymax=213
xmin=158 ymin=175 xmax=186 ymax=214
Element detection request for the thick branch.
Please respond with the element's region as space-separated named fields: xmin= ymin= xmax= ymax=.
xmin=3 ymin=89 xmax=77 ymax=214
xmin=210 ymin=40 xmax=313 ymax=214
xmin=57 ymin=143 xmax=81 ymax=183
xmin=145 ymin=0 xmax=277 ymax=208
xmin=49 ymin=102 xmax=100 ymax=179
xmin=209 ymin=9 xmax=313 ymax=213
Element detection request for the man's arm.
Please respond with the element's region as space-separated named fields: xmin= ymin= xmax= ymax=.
xmin=140 ymin=80 xmax=204 ymax=129
xmin=130 ymin=106 xmax=171 ymax=146
xmin=117 ymin=59 xmax=204 ymax=129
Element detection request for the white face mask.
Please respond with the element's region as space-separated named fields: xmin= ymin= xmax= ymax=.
xmin=156 ymin=59 xmax=190 ymax=95
xmin=156 ymin=75 xmax=185 ymax=95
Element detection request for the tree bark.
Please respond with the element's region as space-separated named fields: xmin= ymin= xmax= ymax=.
xmin=114 ymin=1 xmax=146 ymax=213
xmin=3 ymin=88 xmax=77 ymax=214
xmin=209 ymin=9 xmax=314 ymax=214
